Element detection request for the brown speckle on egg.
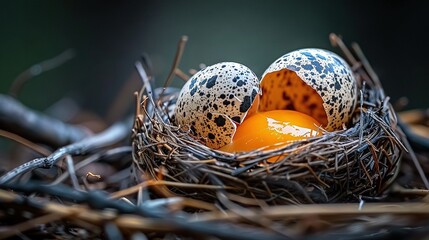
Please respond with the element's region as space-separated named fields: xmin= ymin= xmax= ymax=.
xmin=175 ymin=62 xmax=260 ymax=149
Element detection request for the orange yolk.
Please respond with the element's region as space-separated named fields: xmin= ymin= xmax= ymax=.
xmin=220 ymin=110 xmax=323 ymax=153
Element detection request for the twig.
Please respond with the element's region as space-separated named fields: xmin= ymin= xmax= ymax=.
xmin=0 ymin=186 xmax=286 ymax=240
xmin=352 ymin=42 xmax=386 ymax=99
xmin=401 ymin=130 xmax=429 ymax=190
xmin=329 ymin=33 xmax=358 ymax=65
xmin=160 ymin=35 xmax=188 ymax=97
xmin=110 ymin=179 xmax=235 ymax=199
xmin=193 ymin=202 xmax=429 ymax=222
xmin=391 ymin=184 xmax=429 ymax=196
xmin=174 ymin=68 xmax=190 ymax=81
xmin=9 ymin=49 xmax=75 ymax=97
xmin=50 ymin=146 xmax=131 ymax=185
xmin=0 ymin=129 xmax=51 ymax=156
xmin=0 ymin=94 xmax=89 ymax=148
xmin=65 ymin=155 xmax=81 ymax=190
xmin=0 ymin=118 xmax=131 ymax=184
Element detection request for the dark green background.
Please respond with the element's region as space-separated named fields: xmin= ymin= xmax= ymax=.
xmin=1 ymin=0 xmax=428 ymax=118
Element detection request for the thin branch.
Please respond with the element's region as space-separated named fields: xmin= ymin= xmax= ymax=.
xmin=65 ymin=155 xmax=81 ymax=190
xmin=0 ymin=129 xmax=51 ymax=156
xmin=174 ymin=68 xmax=190 ymax=81
xmin=401 ymin=129 xmax=429 ymax=190
xmin=329 ymin=33 xmax=358 ymax=65
xmin=0 ymin=118 xmax=132 ymax=184
xmin=0 ymin=94 xmax=89 ymax=148
xmin=9 ymin=49 xmax=75 ymax=97
xmin=161 ymin=35 xmax=188 ymax=96
xmin=193 ymin=201 xmax=429 ymax=222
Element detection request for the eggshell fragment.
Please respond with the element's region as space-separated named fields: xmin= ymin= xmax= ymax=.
xmin=260 ymin=48 xmax=357 ymax=131
xmin=175 ymin=62 xmax=260 ymax=149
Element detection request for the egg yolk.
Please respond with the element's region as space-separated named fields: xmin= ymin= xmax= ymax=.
xmin=220 ymin=110 xmax=323 ymax=153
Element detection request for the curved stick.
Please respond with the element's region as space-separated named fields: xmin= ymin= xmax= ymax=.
xmin=0 ymin=118 xmax=131 ymax=184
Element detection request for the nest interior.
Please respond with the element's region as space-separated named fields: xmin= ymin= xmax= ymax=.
xmin=132 ymin=41 xmax=405 ymax=206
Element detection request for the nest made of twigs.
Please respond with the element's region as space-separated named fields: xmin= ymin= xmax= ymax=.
xmin=131 ymin=35 xmax=406 ymax=205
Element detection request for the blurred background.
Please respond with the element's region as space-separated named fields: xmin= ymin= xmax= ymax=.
xmin=1 ymin=0 xmax=428 ymax=119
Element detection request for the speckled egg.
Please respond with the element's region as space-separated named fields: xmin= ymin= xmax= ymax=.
xmin=175 ymin=62 xmax=260 ymax=149
xmin=259 ymin=48 xmax=357 ymax=131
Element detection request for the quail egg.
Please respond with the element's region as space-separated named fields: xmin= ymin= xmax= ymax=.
xmin=175 ymin=62 xmax=260 ymax=149
xmin=259 ymin=48 xmax=357 ymax=131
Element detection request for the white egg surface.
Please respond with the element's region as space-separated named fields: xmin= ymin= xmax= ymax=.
xmin=175 ymin=62 xmax=260 ymax=149
xmin=260 ymin=48 xmax=357 ymax=131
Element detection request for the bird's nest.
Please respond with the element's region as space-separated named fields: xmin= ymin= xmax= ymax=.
xmin=131 ymin=35 xmax=406 ymax=205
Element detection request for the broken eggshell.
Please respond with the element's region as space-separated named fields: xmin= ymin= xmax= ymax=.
xmin=260 ymin=48 xmax=357 ymax=131
xmin=175 ymin=62 xmax=260 ymax=149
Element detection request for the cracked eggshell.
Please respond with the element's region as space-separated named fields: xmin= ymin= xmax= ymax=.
xmin=260 ymin=48 xmax=357 ymax=131
xmin=175 ymin=62 xmax=260 ymax=149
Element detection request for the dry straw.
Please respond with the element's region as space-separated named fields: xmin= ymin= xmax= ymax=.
xmin=132 ymin=34 xmax=406 ymax=205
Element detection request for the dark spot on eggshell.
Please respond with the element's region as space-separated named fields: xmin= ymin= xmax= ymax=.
xmin=223 ymin=100 xmax=230 ymax=106
xmin=207 ymin=112 xmax=212 ymax=119
xmin=335 ymin=81 xmax=341 ymax=90
xmin=231 ymin=116 xmax=241 ymax=123
xmin=285 ymin=102 xmax=295 ymax=110
xmin=214 ymin=115 xmax=226 ymax=127
xmin=316 ymin=53 xmax=326 ymax=60
xmin=311 ymin=61 xmax=323 ymax=73
xmin=208 ymin=133 xmax=215 ymax=140
xmin=190 ymin=87 xmax=197 ymax=96
xmin=220 ymin=94 xmax=226 ymax=99
xmin=240 ymin=96 xmax=252 ymax=113
xmin=302 ymin=64 xmax=313 ymax=70
xmin=189 ymin=78 xmax=197 ymax=90
xmin=286 ymin=64 xmax=301 ymax=72
xmin=206 ymin=75 xmax=218 ymax=88
xmin=282 ymin=92 xmax=291 ymax=101
xmin=301 ymin=51 xmax=316 ymax=61
xmin=302 ymin=95 xmax=310 ymax=102
xmin=199 ymin=78 xmax=207 ymax=86
xmin=308 ymin=103 xmax=317 ymax=111
xmin=251 ymin=89 xmax=257 ymax=99
xmin=324 ymin=63 xmax=335 ymax=74
xmin=237 ymin=80 xmax=245 ymax=86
